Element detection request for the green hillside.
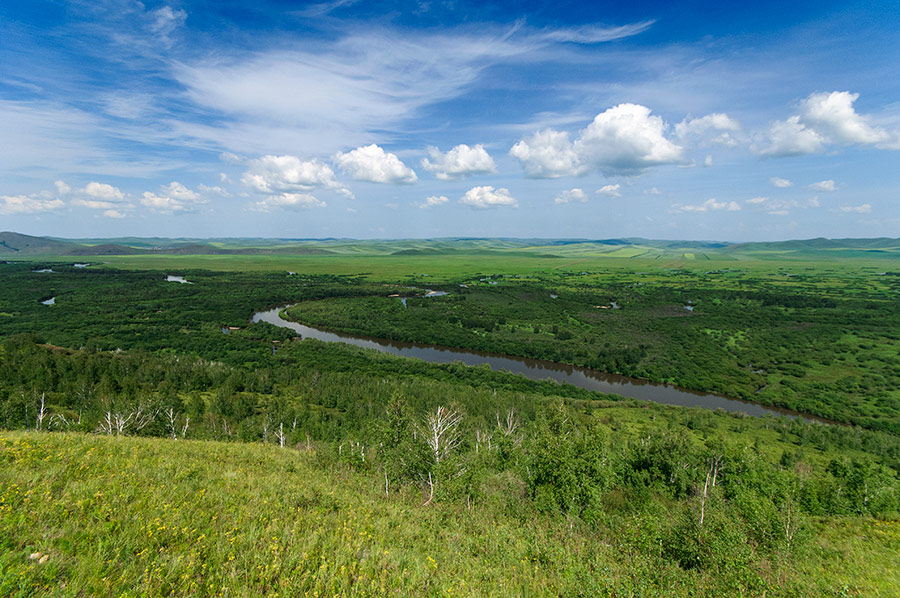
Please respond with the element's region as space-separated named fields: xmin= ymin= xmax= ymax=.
xmin=3 ymin=431 xmax=899 ymax=597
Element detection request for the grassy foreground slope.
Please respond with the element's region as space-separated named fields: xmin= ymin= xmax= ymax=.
xmin=2 ymin=432 xmax=899 ymax=597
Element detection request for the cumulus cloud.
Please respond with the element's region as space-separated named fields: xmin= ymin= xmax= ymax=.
xmin=839 ymin=203 xmax=872 ymax=214
xmin=675 ymin=113 xmax=741 ymax=147
xmin=746 ymin=196 xmax=768 ymax=205
xmin=509 ymin=129 xmax=584 ymax=178
xmin=460 ymin=186 xmax=517 ymax=208
xmin=72 ymin=182 xmax=132 ymax=210
xmin=511 ymin=104 xmax=686 ymax=178
xmin=103 ymin=209 xmax=126 ymax=219
xmin=421 ymin=144 xmax=496 ymax=180
xmin=596 ymin=184 xmax=622 ymax=197
xmin=420 ymin=195 xmax=449 ymax=209
xmin=770 ymin=177 xmax=793 ymax=188
xmin=333 ymin=144 xmax=417 ymax=184
xmin=54 ymin=180 xmax=71 ymax=194
xmin=670 ymin=198 xmax=741 ymax=213
xmin=0 ymin=194 xmax=65 ymax=215
xmin=84 ymin=181 xmax=125 ymax=201
xmin=140 ymin=182 xmax=209 ymax=214
xmin=801 ymin=92 xmax=890 ymax=145
xmin=243 ymin=155 xmax=351 ymax=197
xmin=808 ymin=196 xmax=821 ymax=208
xmin=809 ymin=179 xmax=836 ymax=192
xmin=760 ymin=116 xmax=826 ymax=156
xmin=760 ymin=91 xmax=896 ymax=156
xmin=554 ymin=188 xmax=587 ymax=204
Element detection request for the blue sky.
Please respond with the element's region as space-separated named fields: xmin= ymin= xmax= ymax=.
xmin=1 ymin=0 xmax=899 ymax=241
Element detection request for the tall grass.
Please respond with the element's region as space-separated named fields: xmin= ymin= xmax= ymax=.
xmin=2 ymin=432 xmax=898 ymax=597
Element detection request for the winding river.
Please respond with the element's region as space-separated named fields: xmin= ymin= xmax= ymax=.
xmin=252 ymin=304 xmax=830 ymax=423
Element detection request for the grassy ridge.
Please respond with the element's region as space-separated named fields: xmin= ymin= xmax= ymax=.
xmin=2 ymin=431 xmax=899 ymax=597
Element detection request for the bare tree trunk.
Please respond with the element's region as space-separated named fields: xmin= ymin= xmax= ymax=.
xmin=36 ymin=393 xmax=47 ymax=431
xmin=421 ymin=406 xmax=462 ymax=464
xmin=422 ymin=472 xmax=434 ymax=507
xmin=699 ymin=460 xmax=714 ymax=526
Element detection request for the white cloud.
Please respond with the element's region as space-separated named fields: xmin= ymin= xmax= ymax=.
xmin=800 ymin=92 xmax=889 ymax=145
xmin=577 ymin=104 xmax=685 ymax=175
xmin=420 ymin=195 xmax=449 ymax=209
xmin=172 ymin=23 xmax=651 ymax=155
xmin=197 ymin=184 xmax=230 ymax=197
xmin=760 ymin=91 xmax=895 ymax=156
xmin=163 ymin=181 xmax=200 ymax=201
xmin=760 ymin=115 xmax=826 ymax=157
xmin=809 ymin=179 xmax=836 ymax=192
xmin=704 ymin=154 xmax=713 ymax=166
xmin=421 ymin=144 xmax=496 ymax=180
xmin=54 ymin=180 xmax=71 ymax=194
xmin=460 ymin=186 xmax=517 ymax=208
xmin=675 ymin=113 xmax=741 ymax=147
xmin=220 ymin=152 xmax=244 ymax=164
xmin=84 ymin=181 xmax=125 ymax=201
xmin=670 ymin=198 xmax=741 ymax=213
xmin=149 ymin=6 xmax=187 ymax=47
xmin=596 ymin=184 xmax=622 ymax=197
xmin=333 ymin=144 xmax=417 ymax=184
xmin=509 ymin=129 xmax=584 ymax=178
xmin=242 ymin=155 xmax=351 ymax=197
xmin=746 ymin=195 xmax=821 ymax=215
xmin=839 ymin=203 xmax=872 ymax=214
xmin=770 ymin=177 xmax=793 ymax=188
xmin=644 ymin=187 xmax=661 ymax=195
xmin=72 ymin=182 xmax=132 ymax=210
xmin=103 ymin=209 xmax=126 ymax=219
xmin=140 ymin=182 xmax=209 ymax=214
xmin=0 ymin=194 xmax=65 ymax=215
xmin=535 ymin=21 xmax=655 ymax=44
xmin=510 ymin=103 xmax=686 ymax=178
xmin=252 ymin=193 xmax=326 ymax=212
xmin=554 ymin=188 xmax=587 ymax=204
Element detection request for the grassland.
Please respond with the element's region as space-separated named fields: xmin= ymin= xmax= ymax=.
xmin=2 ymin=431 xmax=899 ymax=597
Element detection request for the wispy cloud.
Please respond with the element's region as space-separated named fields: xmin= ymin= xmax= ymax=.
xmin=670 ymin=198 xmax=740 ymax=213
xmin=554 ymin=188 xmax=587 ymax=204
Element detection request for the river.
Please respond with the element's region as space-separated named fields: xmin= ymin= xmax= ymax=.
xmin=252 ymin=305 xmax=830 ymax=423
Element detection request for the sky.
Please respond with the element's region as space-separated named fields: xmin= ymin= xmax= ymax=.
xmin=1 ymin=0 xmax=899 ymax=241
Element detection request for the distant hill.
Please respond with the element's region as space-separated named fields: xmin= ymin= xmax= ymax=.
xmin=1 ymin=231 xmax=898 ymax=259
xmin=0 ymin=232 xmax=76 ymax=255
xmin=66 ymin=243 xmax=143 ymax=256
